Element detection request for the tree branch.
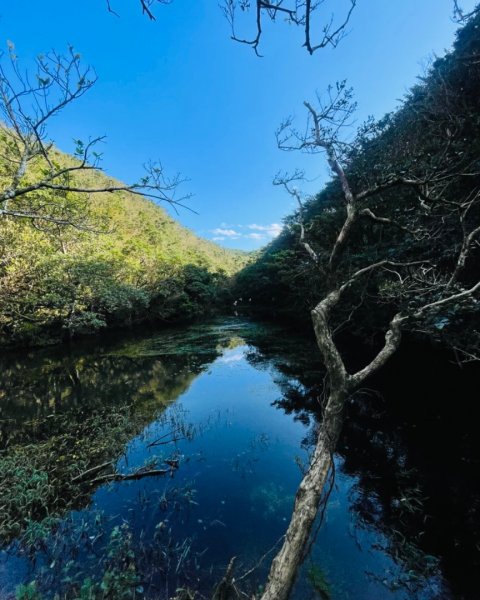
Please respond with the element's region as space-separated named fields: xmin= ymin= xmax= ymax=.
xmin=0 ymin=47 xmax=190 ymax=229
xmin=222 ymin=0 xmax=357 ymax=56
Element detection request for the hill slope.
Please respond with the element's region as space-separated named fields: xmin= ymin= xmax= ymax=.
xmin=236 ymin=10 xmax=480 ymax=352
xmin=0 ymin=146 xmax=247 ymax=346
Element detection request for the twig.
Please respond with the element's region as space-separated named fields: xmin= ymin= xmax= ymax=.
xmin=71 ymin=461 xmax=113 ymax=483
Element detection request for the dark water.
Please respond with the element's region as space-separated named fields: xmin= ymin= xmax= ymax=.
xmin=0 ymin=318 xmax=478 ymax=599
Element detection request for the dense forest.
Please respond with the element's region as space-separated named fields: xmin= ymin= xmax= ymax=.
xmin=0 ymin=144 xmax=247 ymax=346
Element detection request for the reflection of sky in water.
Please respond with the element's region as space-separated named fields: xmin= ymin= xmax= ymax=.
xmin=0 ymin=322 xmax=451 ymax=599
xmin=218 ymin=351 xmax=245 ymax=364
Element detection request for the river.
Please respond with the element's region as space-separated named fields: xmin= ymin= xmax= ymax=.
xmin=0 ymin=317 xmax=477 ymax=599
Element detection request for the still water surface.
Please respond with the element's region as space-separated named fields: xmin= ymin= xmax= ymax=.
xmin=0 ymin=318 xmax=463 ymax=599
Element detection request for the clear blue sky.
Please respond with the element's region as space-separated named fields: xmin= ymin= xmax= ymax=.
xmin=0 ymin=1 xmax=476 ymax=250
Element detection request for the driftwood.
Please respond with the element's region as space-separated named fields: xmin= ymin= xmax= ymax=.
xmin=71 ymin=461 xmax=113 ymax=483
xmin=89 ymin=468 xmax=172 ymax=485
xmin=147 ymin=426 xmax=187 ymax=447
xmin=73 ymin=458 xmax=179 ymax=488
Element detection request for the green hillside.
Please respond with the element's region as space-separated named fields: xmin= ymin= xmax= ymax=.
xmin=0 ymin=142 xmax=247 ymax=346
xmin=236 ymin=12 xmax=480 ymax=353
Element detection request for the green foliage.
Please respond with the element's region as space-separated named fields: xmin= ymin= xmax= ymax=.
xmin=16 ymin=582 xmax=43 ymax=600
xmin=98 ymin=525 xmax=141 ymax=599
xmin=0 ymin=406 xmax=146 ymax=544
xmin=0 ymin=145 xmax=247 ymax=346
xmin=15 ymin=525 xmax=142 ymax=600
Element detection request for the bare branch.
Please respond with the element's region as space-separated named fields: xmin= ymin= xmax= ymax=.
xmin=274 ymin=170 xmax=320 ymax=264
xmin=412 ymin=280 xmax=480 ymax=319
xmin=305 ymin=0 xmax=356 ymax=55
xmin=221 ymin=0 xmax=356 ymax=56
xmin=105 ymin=0 xmax=172 ymax=21
xmin=348 ymin=313 xmax=404 ymax=389
xmin=0 ymin=45 xmax=189 ymax=230
xmin=453 ymin=1 xmax=480 ymax=22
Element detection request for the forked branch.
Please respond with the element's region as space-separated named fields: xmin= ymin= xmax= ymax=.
xmin=221 ymin=0 xmax=356 ymax=56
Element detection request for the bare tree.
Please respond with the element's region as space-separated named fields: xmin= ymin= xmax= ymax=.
xmin=0 ymin=44 xmax=188 ymax=230
xmin=256 ymin=81 xmax=480 ymax=600
xmin=222 ymin=0 xmax=356 ymax=56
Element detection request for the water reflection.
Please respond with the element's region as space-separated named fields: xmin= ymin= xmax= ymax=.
xmin=0 ymin=318 xmax=476 ymax=599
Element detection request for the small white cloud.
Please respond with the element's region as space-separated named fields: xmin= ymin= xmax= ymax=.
xmin=247 ymin=223 xmax=282 ymax=237
xmin=211 ymin=228 xmax=240 ymax=238
xmin=210 ymin=223 xmax=282 ymax=244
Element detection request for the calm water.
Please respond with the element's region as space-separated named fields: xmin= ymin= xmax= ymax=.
xmin=0 ymin=318 xmax=477 ymax=599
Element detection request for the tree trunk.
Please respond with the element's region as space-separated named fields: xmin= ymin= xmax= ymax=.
xmin=259 ymin=389 xmax=346 ymax=600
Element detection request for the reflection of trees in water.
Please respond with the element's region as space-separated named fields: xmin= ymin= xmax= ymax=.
xmin=340 ymin=346 xmax=480 ymax=600
xmin=0 ymin=327 xmax=228 ymax=447
xmin=0 ymin=323 xmax=234 ymax=554
xmin=263 ymin=335 xmax=480 ymax=599
xmin=0 ymin=320 xmax=275 ymax=599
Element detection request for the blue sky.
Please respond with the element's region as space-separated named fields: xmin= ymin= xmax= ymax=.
xmin=0 ymin=1 xmax=477 ymax=250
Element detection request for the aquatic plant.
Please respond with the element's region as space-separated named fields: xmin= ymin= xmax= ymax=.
xmin=306 ymin=564 xmax=331 ymax=600
xmin=0 ymin=405 xmax=149 ymax=544
xmin=15 ymin=582 xmax=43 ymax=600
xmin=250 ymin=482 xmax=293 ymax=520
xmin=15 ymin=525 xmax=143 ymax=600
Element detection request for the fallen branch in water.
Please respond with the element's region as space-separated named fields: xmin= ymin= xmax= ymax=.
xmin=73 ymin=457 xmax=180 ymax=487
xmin=89 ymin=467 xmax=174 ymax=485
xmin=237 ymin=535 xmax=285 ymax=582
xmin=72 ymin=461 xmax=113 ymax=483
xmin=147 ymin=426 xmax=188 ymax=447
xmin=212 ymin=556 xmax=239 ymax=600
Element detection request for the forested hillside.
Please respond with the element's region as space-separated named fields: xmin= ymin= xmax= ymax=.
xmin=2 ymin=4 xmax=480 ymax=600
xmin=237 ymin=11 xmax=480 ymax=353
xmin=0 ymin=143 xmax=247 ymax=346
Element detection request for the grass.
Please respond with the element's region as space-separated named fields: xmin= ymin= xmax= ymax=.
xmin=0 ymin=404 xmax=147 ymax=545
